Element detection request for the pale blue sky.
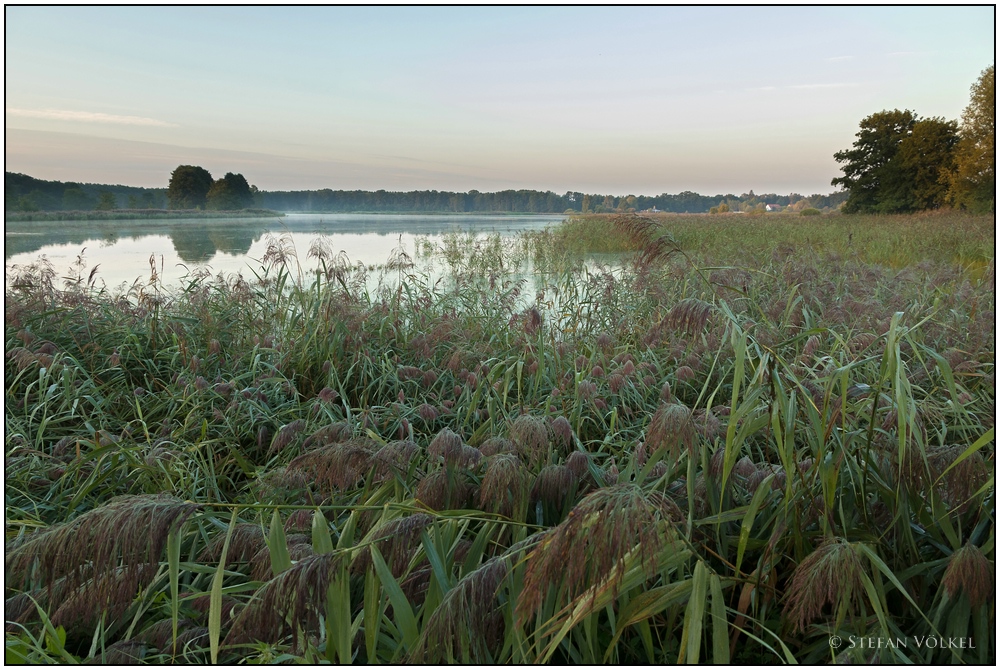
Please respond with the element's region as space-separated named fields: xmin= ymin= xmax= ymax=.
xmin=5 ymin=6 xmax=994 ymax=195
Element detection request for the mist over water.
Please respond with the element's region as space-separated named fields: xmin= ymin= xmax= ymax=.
xmin=4 ymin=213 xmax=564 ymax=290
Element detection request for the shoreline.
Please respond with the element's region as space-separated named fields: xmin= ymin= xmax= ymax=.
xmin=4 ymin=208 xmax=283 ymax=222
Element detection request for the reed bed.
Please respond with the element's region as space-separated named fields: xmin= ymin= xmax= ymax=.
xmin=4 ymin=212 xmax=994 ymax=663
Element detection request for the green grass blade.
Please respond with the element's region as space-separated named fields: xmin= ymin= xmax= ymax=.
xmin=210 ymin=509 xmax=238 ymax=665
xmin=267 ymin=509 xmax=292 ymax=576
xmin=709 ymin=573 xmax=730 ymax=664
xmin=312 ymin=508 xmax=334 ymax=555
xmin=167 ymin=528 xmax=182 ymax=659
xmin=679 ymin=560 xmax=708 ymax=663
xmin=369 ymin=545 xmax=418 ymax=656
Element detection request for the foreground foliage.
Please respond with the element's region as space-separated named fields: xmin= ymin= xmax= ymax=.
xmin=4 ymin=212 xmax=994 ymax=663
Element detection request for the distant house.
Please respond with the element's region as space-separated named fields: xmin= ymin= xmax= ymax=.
xmin=765 ymin=203 xmax=784 ymax=212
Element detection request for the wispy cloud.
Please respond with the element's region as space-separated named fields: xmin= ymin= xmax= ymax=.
xmin=6 ymin=108 xmax=177 ymax=127
xmin=788 ymin=82 xmax=859 ymax=90
xmin=825 ymin=55 xmax=853 ymax=62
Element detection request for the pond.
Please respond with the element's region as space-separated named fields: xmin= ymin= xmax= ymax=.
xmin=4 ymin=213 xmax=565 ymax=291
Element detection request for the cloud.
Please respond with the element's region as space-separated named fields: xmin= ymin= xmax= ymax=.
xmin=5 ymin=107 xmax=177 ymax=127
xmin=788 ymin=83 xmax=859 ymax=90
xmin=825 ymin=56 xmax=853 ymax=62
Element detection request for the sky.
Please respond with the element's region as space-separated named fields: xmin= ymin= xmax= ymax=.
xmin=5 ymin=6 xmax=995 ymax=196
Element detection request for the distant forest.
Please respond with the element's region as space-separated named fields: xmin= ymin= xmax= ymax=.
xmin=6 ymin=171 xmax=848 ymax=215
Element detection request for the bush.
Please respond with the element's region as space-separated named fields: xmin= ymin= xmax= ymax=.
xmin=800 ymin=208 xmax=822 ymax=216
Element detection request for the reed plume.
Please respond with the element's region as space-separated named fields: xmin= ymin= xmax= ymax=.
xmin=645 ymin=402 xmax=696 ymax=462
xmin=199 ymin=523 xmax=266 ymax=568
xmin=410 ymin=557 xmax=509 ymax=663
xmin=351 ymin=513 xmax=434 ymax=578
xmin=941 ymin=543 xmax=993 ymax=608
xmin=548 ymin=415 xmax=574 ymax=452
xmin=267 ymin=419 xmax=307 ymax=456
xmin=924 ymin=444 xmax=989 ymax=513
xmin=86 ymin=639 xmax=149 ymax=664
xmin=516 ymin=483 xmax=679 ymax=622
xmin=6 ymin=494 xmax=199 ymax=636
xmin=783 ymin=537 xmax=868 ymax=634
xmin=373 ymin=439 xmax=419 ymax=482
xmin=428 ymin=427 xmax=464 ymax=462
xmin=225 ymin=552 xmax=344 ymax=647
xmin=666 ymin=298 xmax=715 ymax=336
xmin=479 ymin=436 xmax=515 ymax=457
xmin=611 ymin=214 xmax=678 ymax=266
xmin=479 ymin=453 xmax=531 ymax=520
xmin=511 ymin=414 xmax=550 ymax=468
xmin=249 ymin=534 xmax=314 ymax=582
xmin=280 ymin=438 xmax=377 ymax=492
xmin=415 ymin=468 xmax=476 ymax=511
xmin=301 ymin=422 xmax=351 ymax=449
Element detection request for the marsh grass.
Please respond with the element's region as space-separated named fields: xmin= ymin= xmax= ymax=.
xmin=4 ymin=211 xmax=994 ymax=663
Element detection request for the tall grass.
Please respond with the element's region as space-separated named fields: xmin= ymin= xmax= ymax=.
xmin=4 ymin=212 xmax=994 ymax=663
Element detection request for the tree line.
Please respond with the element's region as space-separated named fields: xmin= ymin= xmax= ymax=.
xmin=255 ymin=188 xmax=846 ymax=214
xmin=5 ymin=173 xmax=167 ymax=212
xmin=833 ymin=65 xmax=994 ymax=214
xmin=6 ymin=169 xmax=849 ymax=215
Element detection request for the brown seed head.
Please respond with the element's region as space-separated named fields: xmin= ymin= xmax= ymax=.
xmin=269 ymin=419 xmax=307 ymax=455
xmin=429 ymin=428 xmax=464 ymax=462
xmin=675 ymin=365 xmax=696 ymax=383
xmin=565 ymin=451 xmax=591 ymax=480
xmin=803 ymin=335 xmax=820 ymax=358
xmin=666 ymin=298 xmax=714 ymax=336
xmin=529 ymin=464 xmax=578 ymax=516
xmin=226 ymin=552 xmax=344 ymax=646
xmin=941 ymin=543 xmax=993 ymax=608
xmin=479 ymin=436 xmax=515 ymax=457
xmin=281 ymin=438 xmax=377 ymax=491
xmin=373 ymin=439 xmax=419 ymax=482
xmin=416 ymin=469 xmax=476 ymax=511
xmin=645 ymin=402 xmax=695 ymax=462
xmin=511 ymin=415 xmax=550 ymax=468
xmin=352 ymin=513 xmax=434 ymax=578
xmin=577 ymin=379 xmax=597 ymax=400
xmin=410 ymin=556 xmax=509 ymax=663
xmin=516 ymin=483 xmax=677 ymax=623
xmin=479 ymin=453 xmax=530 ymax=520
xmin=417 ymin=403 xmax=439 ymax=422
xmin=783 ymin=537 xmax=867 ymax=634
xmin=548 ymin=415 xmax=574 ymax=451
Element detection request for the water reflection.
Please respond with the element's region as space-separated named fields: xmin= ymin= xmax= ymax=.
xmin=5 ymin=214 xmax=563 ymax=289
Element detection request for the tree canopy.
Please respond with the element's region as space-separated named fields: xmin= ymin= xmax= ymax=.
xmin=833 ymin=66 xmax=994 ymax=215
xmin=167 ymin=165 xmax=214 ymax=210
xmin=206 ymin=172 xmax=254 ymax=210
xmin=832 ymin=109 xmax=919 ymax=214
xmin=946 ymin=65 xmax=995 ymax=212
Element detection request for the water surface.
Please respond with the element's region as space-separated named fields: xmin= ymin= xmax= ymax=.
xmin=5 ymin=213 xmax=564 ymax=290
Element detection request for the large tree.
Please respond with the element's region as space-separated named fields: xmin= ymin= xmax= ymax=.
xmin=206 ymin=172 xmax=254 ymax=210
xmin=896 ymin=117 xmax=958 ymax=211
xmin=167 ymin=165 xmax=213 ymax=210
xmin=832 ymin=109 xmax=917 ymax=214
xmin=872 ymin=117 xmax=959 ymax=212
xmin=946 ymin=65 xmax=995 ymax=212
xmin=832 ymin=110 xmax=960 ymax=214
